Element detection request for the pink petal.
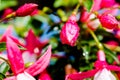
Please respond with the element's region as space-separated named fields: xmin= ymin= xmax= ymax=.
xmin=107 ymin=65 xmax=120 ymax=71
xmin=25 ymin=29 xmax=47 ymax=54
xmin=16 ymin=3 xmax=38 ymax=16
xmin=66 ymin=69 xmax=98 ymax=80
xmin=39 ymin=70 xmax=52 ymax=80
xmin=6 ymin=37 xmax=24 ymax=75
xmin=0 ymin=26 xmax=24 ymax=47
xmin=0 ymin=26 xmax=12 ymax=42
xmin=4 ymin=76 xmax=16 ymax=80
xmin=25 ymin=45 xmax=52 ymax=76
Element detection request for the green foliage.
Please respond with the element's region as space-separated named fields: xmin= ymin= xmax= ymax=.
xmin=83 ymin=0 xmax=93 ymax=12
xmin=0 ymin=0 xmax=17 ymax=11
xmin=54 ymin=0 xmax=78 ymax=8
xmin=0 ymin=62 xmax=10 ymax=74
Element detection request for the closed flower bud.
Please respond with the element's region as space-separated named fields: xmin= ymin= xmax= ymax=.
xmin=2 ymin=8 xmax=14 ymax=18
xmin=60 ymin=14 xmax=80 ymax=46
xmin=15 ymin=3 xmax=38 ymax=16
xmin=98 ymin=14 xmax=118 ymax=29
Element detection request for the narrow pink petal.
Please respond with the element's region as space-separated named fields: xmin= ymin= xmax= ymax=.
xmin=6 ymin=37 xmax=24 ymax=75
xmin=4 ymin=76 xmax=16 ymax=80
xmin=26 ymin=29 xmax=47 ymax=54
xmin=26 ymin=29 xmax=37 ymax=53
xmin=0 ymin=26 xmax=12 ymax=42
xmin=25 ymin=45 xmax=52 ymax=76
xmin=107 ymin=65 xmax=120 ymax=71
xmin=66 ymin=69 xmax=98 ymax=80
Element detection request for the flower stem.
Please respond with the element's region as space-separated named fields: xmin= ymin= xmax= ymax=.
xmin=72 ymin=3 xmax=80 ymax=15
xmin=88 ymin=28 xmax=103 ymax=50
xmin=0 ymin=56 xmax=10 ymax=66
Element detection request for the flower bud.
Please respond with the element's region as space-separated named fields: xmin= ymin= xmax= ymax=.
xmin=60 ymin=14 xmax=80 ymax=46
xmin=15 ymin=3 xmax=38 ymax=16
xmin=2 ymin=8 xmax=14 ymax=18
xmin=98 ymin=14 xmax=118 ymax=29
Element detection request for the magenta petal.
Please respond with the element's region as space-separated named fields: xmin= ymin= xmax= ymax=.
xmin=26 ymin=29 xmax=47 ymax=54
xmin=39 ymin=70 xmax=52 ymax=80
xmin=66 ymin=69 xmax=98 ymax=80
xmin=107 ymin=65 xmax=120 ymax=71
xmin=0 ymin=26 xmax=12 ymax=42
xmin=4 ymin=76 xmax=16 ymax=80
xmin=25 ymin=45 xmax=52 ymax=76
xmin=6 ymin=37 xmax=24 ymax=75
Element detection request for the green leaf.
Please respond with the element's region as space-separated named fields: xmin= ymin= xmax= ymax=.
xmin=0 ymin=73 xmax=5 ymax=79
xmin=103 ymin=45 xmax=120 ymax=64
xmin=0 ymin=62 xmax=10 ymax=74
xmin=0 ymin=42 xmax=6 ymax=52
xmin=83 ymin=0 xmax=93 ymax=12
xmin=0 ymin=0 xmax=17 ymax=11
xmin=54 ymin=0 xmax=78 ymax=8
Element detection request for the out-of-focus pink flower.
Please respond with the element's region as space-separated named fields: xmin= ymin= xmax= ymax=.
xmin=66 ymin=50 xmax=120 ymax=80
xmin=15 ymin=3 xmax=38 ymax=17
xmin=22 ymin=29 xmax=48 ymax=63
xmin=60 ymin=14 xmax=80 ymax=46
xmin=113 ymin=28 xmax=120 ymax=39
xmin=5 ymin=37 xmax=52 ymax=80
xmin=91 ymin=0 xmax=102 ymax=11
xmin=98 ymin=14 xmax=118 ymax=29
xmin=105 ymin=40 xmax=118 ymax=50
xmin=39 ymin=70 xmax=52 ymax=80
xmin=80 ymin=9 xmax=91 ymax=23
xmin=2 ymin=8 xmax=14 ymax=18
xmin=30 ymin=9 xmax=39 ymax=16
xmin=100 ymin=0 xmax=116 ymax=8
xmin=0 ymin=26 xmax=24 ymax=47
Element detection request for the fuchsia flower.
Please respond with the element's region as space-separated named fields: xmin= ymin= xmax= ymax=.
xmin=66 ymin=50 xmax=120 ymax=80
xmin=100 ymin=0 xmax=116 ymax=8
xmin=113 ymin=28 xmax=120 ymax=39
xmin=0 ymin=26 xmax=24 ymax=46
xmin=2 ymin=8 xmax=14 ymax=18
xmin=60 ymin=14 xmax=80 ymax=46
xmin=22 ymin=29 xmax=48 ymax=63
xmin=4 ymin=37 xmax=52 ymax=80
xmin=38 ymin=70 xmax=52 ymax=80
xmin=15 ymin=3 xmax=38 ymax=17
xmin=98 ymin=14 xmax=119 ymax=29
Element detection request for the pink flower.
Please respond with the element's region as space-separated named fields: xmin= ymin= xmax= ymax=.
xmin=0 ymin=26 xmax=24 ymax=47
xmin=2 ymin=8 xmax=14 ymax=18
xmin=66 ymin=50 xmax=120 ymax=80
xmin=105 ymin=40 xmax=118 ymax=50
xmin=91 ymin=0 xmax=102 ymax=11
xmin=15 ymin=3 xmax=38 ymax=17
xmin=22 ymin=29 xmax=48 ymax=63
xmin=5 ymin=37 xmax=52 ymax=80
xmin=98 ymin=14 xmax=118 ymax=29
xmin=39 ymin=70 xmax=52 ymax=80
xmin=100 ymin=0 xmax=116 ymax=8
xmin=60 ymin=14 xmax=80 ymax=46
xmin=80 ymin=9 xmax=91 ymax=23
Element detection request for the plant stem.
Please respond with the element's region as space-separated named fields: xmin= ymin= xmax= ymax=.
xmin=0 ymin=56 xmax=10 ymax=66
xmin=73 ymin=3 xmax=80 ymax=15
xmin=88 ymin=28 xmax=103 ymax=50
